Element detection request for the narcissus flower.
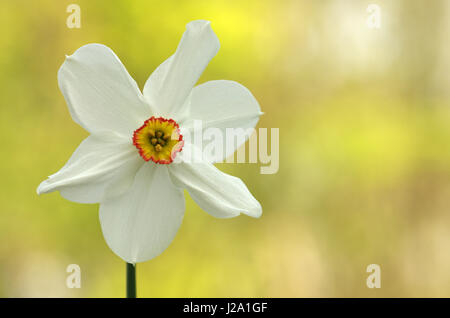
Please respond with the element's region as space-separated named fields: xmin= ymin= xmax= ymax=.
xmin=37 ymin=20 xmax=262 ymax=263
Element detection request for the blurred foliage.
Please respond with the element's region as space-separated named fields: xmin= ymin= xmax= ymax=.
xmin=0 ymin=0 xmax=449 ymax=297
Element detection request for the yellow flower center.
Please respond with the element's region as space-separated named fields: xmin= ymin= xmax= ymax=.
xmin=133 ymin=117 xmax=183 ymax=164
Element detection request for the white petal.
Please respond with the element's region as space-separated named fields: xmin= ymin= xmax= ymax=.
xmin=99 ymin=164 xmax=185 ymax=263
xmin=168 ymin=148 xmax=262 ymax=219
xmin=182 ymin=80 xmax=263 ymax=162
xmin=143 ymin=20 xmax=220 ymax=118
xmin=37 ymin=134 xmax=143 ymax=204
xmin=59 ymin=43 xmax=151 ymax=137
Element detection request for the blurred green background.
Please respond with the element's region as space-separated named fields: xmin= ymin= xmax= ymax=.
xmin=1 ymin=0 xmax=450 ymax=297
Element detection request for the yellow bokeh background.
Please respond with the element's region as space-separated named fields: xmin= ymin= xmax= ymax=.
xmin=1 ymin=0 xmax=450 ymax=297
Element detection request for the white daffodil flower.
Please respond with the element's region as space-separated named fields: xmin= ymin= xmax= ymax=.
xmin=37 ymin=20 xmax=262 ymax=263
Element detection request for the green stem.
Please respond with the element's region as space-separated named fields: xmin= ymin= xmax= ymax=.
xmin=126 ymin=263 xmax=136 ymax=298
